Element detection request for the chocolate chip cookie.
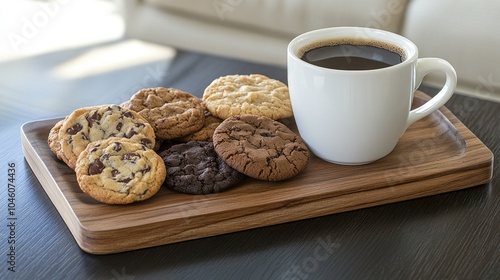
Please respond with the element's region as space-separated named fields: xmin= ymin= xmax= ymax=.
xmin=75 ymin=137 xmax=166 ymax=204
xmin=48 ymin=118 xmax=65 ymax=161
xmin=160 ymin=141 xmax=245 ymax=194
xmin=57 ymin=105 xmax=156 ymax=170
xmin=213 ymin=115 xmax=309 ymax=181
xmin=122 ymin=87 xmax=205 ymax=140
xmin=202 ymin=74 xmax=293 ymax=120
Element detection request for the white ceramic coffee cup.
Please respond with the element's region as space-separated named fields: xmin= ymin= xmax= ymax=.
xmin=287 ymin=27 xmax=457 ymax=165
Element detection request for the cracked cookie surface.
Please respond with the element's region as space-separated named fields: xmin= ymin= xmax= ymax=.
xmin=58 ymin=105 xmax=156 ymax=170
xmin=202 ymin=74 xmax=293 ymax=120
xmin=213 ymin=115 xmax=309 ymax=181
xmin=75 ymin=137 xmax=166 ymax=204
xmin=160 ymin=141 xmax=245 ymax=194
xmin=122 ymin=87 xmax=205 ymax=140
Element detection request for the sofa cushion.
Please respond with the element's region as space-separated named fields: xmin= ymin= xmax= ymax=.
xmin=402 ymin=0 xmax=500 ymax=99
xmin=145 ymin=0 xmax=409 ymax=36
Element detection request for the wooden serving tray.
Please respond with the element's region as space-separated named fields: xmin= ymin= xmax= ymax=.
xmin=21 ymin=92 xmax=493 ymax=254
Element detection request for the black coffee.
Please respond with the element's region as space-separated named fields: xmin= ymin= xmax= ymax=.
xmin=300 ymin=40 xmax=404 ymax=70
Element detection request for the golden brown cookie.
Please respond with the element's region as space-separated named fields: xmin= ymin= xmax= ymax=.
xmin=213 ymin=115 xmax=309 ymax=181
xmin=75 ymin=137 xmax=166 ymax=204
xmin=122 ymin=87 xmax=205 ymax=140
xmin=58 ymin=105 xmax=156 ymax=170
xmin=176 ymin=111 xmax=222 ymax=142
xmin=202 ymin=74 xmax=293 ymax=120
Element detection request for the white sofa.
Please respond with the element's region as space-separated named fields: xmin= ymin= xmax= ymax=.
xmin=120 ymin=0 xmax=500 ymax=101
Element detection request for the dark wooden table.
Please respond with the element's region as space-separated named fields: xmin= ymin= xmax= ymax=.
xmin=1 ymin=46 xmax=499 ymax=280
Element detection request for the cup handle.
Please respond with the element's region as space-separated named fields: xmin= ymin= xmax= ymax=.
xmin=405 ymin=58 xmax=457 ymax=129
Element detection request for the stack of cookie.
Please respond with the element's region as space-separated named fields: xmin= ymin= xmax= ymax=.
xmin=203 ymin=74 xmax=309 ymax=182
xmin=48 ymin=74 xmax=310 ymax=203
xmin=48 ymin=105 xmax=166 ymax=204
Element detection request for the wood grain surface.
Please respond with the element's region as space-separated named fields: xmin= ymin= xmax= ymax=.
xmin=20 ymin=92 xmax=493 ymax=254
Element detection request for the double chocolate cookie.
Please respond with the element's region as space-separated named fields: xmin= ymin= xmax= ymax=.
xmin=160 ymin=141 xmax=245 ymax=194
xmin=75 ymin=137 xmax=166 ymax=204
xmin=213 ymin=115 xmax=309 ymax=181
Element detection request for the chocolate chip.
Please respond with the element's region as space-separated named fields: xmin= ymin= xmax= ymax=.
xmin=121 ymin=153 xmax=139 ymax=161
xmin=123 ymin=111 xmax=133 ymax=118
xmin=67 ymin=123 xmax=83 ymax=135
xmin=111 ymin=168 xmax=119 ymax=177
xmin=125 ymin=129 xmax=137 ymax=138
xmin=140 ymin=166 xmax=151 ymax=174
xmin=135 ymin=123 xmax=145 ymax=128
xmin=86 ymin=110 xmax=101 ymax=127
xmin=81 ymin=132 xmax=88 ymax=140
xmin=118 ymin=177 xmax=132 ymax=184
xmin=88 ymin=159 xmax=105 ymax=175
xmin=113 ymin=142 xmax=122 ymax=152
xmin=141 ymin=138 xmax=152 ymax=146
xmin=116 ymin=122 xmax=123 ymax=131
xmin=100 ymin=153 xmax=110 ymax=161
